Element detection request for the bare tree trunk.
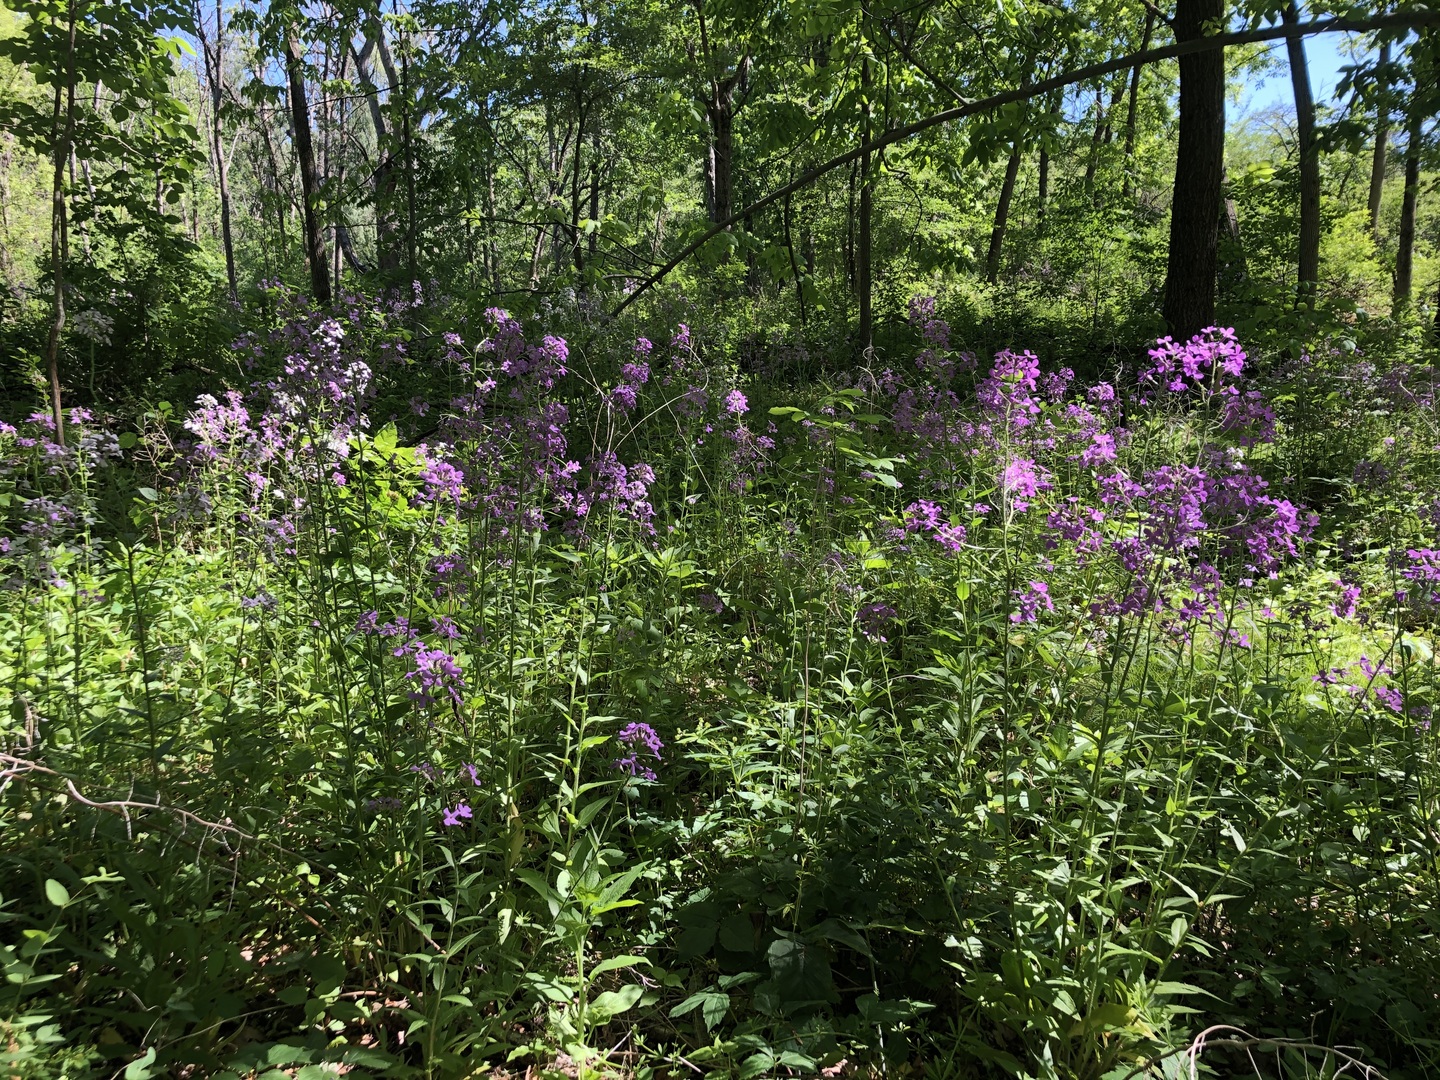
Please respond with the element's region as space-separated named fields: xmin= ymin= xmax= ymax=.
xmin=1283 ymin=0 xmax=1320 ymax=290
xmin=44 ymin=0 xmax=79 ymax=445
xmin=1368 ymin=42 xmax=1390 ymax=236
xmin=1037 ymin=147 xmax=1049 ymax=219
xmin=400 ymin=31 xmax=418 ymax=285
xmin=783 ymin=180 xmax=807 ymax=326
xmin=858 ymin=53 xmax=873 ymax=353
xmin=845 ymin=159 xmax=856 ymax=290
xmin=353 ymin=35 xmax=400 ymax=274
xmin=1394 ymin=107 xmax=1422 ymax=308
xmin=1162 ymin=0 xmax=1226 ymax=339
xmin=1084 ymin=86 xmax=1106 ymax=189
xmin=196 ymin=0 xmax=237 ymax=298
xmin=0 ymin=135 xmax=15 ymax=290
xmin=1122 ymin=10 xmax=1156 ymax=199
xmin=986 ymin=141 xmax=1023 ymax=284
xmin=1432 ymin=275 xmax=1440 ymax=344
xmin=570 ymin=83 xmax=586 ymax=273
xmin=285 ymin=34 xmax=331 ymax=305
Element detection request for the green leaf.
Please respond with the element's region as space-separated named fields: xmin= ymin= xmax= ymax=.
xmin=589 ymin=983 xmax=643 ymax=1019
xmin=670 ymin=989 xmax=729 ymax=1030
xmin=124 ymin=1047 xmax=157 ymax=1080
xmin=44 ymin=879 xmax=69 ymax=907
xmin=589 ymin=954 xmax=649 ymax=977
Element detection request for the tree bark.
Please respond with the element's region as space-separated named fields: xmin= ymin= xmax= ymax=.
xmin=1283 ymin=1 xmax=1320 ymax=290
xmin=1122 ymin=11 xmax=1156 ymax=199
xmin=858 ymin=53 xmax=873 ymax=353
xmin=1393 ymin=107 xmax=1421 ymax=308
xmin=353 ymin=36 xmax=400 ymax=274
xmin=1368 ymin=42 xmax=1390 ymax=236
xmin=196 ymin=0 xmax=236 ymax=299
xmin=1162 ymin=0 xmax=1226 ymax=340
xmin=986 ymin=140 xmax=1023 ymax=284
xmin=1084 ymin=86 xmax=1106 ymax=189
xmin=1432 ymin=275 xmax=1440 ymax=344
xmin=44 ymin=0 xmax=78 ymax=444
xmin=1037 ymin=147 xmax=1049 ymax=218
xmin=285 ymin=33 xmax=331 ymax=306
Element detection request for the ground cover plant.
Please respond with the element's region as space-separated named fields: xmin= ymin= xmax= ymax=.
xmin=6 ymin=0 xmax=1440 ymax=1076
xmin=3 ymin=282 xmax=1440 ymax=1079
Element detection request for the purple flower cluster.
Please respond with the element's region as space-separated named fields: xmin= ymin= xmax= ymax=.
xmin=902 ymin=499 xmax=966 ymax=554
xmin=857 ymin=601 xmax=898 ymax=641
xmin=1010 ymin=581 xmax=1054 ymax=623
xmin=1141 ymin=326 xmax=1246 ymax=400
xmin=614 ymin=722 xmax=663 ymax=781
xmin=402 ymin=645 xmax=467 ymax=709
xmin=611 ymin=351 xmax=651 ymax=414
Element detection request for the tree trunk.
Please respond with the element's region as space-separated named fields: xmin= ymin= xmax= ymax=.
xmin=587 ymin=129 xmax=602 ymax=264
xmin=1122 ymin=10 xmax=1156 ymax=199
xmin=44 ymin=0 xmax=78 ymax=445
xmin=845 ymin=159 xmax=856 ymax=290
xmin=708 ymin=99 xmax=734 ymax=225
xmin=1394 ymin=108 xmax=1422 ymax=308
xmin=986 ymin=140 xmax=1023 ymax=284
xmin=353 ymin=36 xmax=400 ymax=275
xmin=400 ymin=31 xmax=417 ymax=285
xmin=285 ymin=34 xmax=331 ymax=306
xmin=783 ymin=181 xmax=807 ymax=326
xmin=1432 ymin=275 xmax=1440 ymax=344
xmin=1368 ymin=43 xmax=1390 ymax=236
xmin=1037 ymin=147 xmax=1049 ymax=218
xmin=203 ymin=0 xmax=237 ymax=300
xmin=1283 ymin=1 xmax=1320 ymax=291
xmin=1084 ymin=86 xmax=1106 ymax=190
xmin=858 ymin=53 xmax=873 ymax=353
xmin=1162 ymin=0 xmax=1226 ymax=340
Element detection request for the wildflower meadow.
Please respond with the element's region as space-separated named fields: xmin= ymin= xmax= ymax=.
xmin=5 ymin=283 xmax=1440 ymax=1079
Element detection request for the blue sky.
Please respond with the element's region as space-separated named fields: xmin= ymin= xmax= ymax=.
xmin=1234 ymin=31 xmax=1364 ymax=120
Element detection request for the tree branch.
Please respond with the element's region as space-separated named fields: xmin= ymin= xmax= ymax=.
xmin=613 ymin=11 xmax=1440 ymax=317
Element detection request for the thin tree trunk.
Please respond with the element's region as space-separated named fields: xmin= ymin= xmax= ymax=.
xmin=69 ymin=149 xmax=90 ymax=258
xmin=196 ymin=0 xmax=236 ymax=297
xmin=1084 ymin=86 xmax=1106 ymax=189
xmin=858 ymin=53 xmax=873 ymax=353
xmin=845 ymin=159 xmax=856 ymax=290
xmin=1432 ymin=275 xmax=1440 ymax=344
xmin=1038 ymin=147 xmax=1049 ymax=218
xmin=486 ymin=149 xmax=501 ymax=294
xmin=1368 ymin=43 xmax=1390 ymax=236
xmin=1162 ymin=0 xmax=1226 ymax=339
xmin=570 ymin=85 xmax=586 ymax=273
xmin=1122 ymin=11 xmax=1156 ymax=198
xmin=1394 ymin=108 xmax=1422 ymax=308
xmin=44 ymin=0 xmax=78 ymax=445
xmin=353 ymin=36 xmax=400 ymax=274
xmin=1283 ymin=0 xmax=1320 ymax=290
xmin=285 ymin=34 xmax=331 ymax=305
xmin=986 ymin=141 xmax=1023 ymax=283
xmin=783 ymin=181 xmax=807 ymax=326
xmin=400 ymin=30 xmax=417 ymax=285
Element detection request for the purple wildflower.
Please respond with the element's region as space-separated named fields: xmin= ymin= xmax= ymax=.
xmin=1010 ymin=581 xmax=1054 ymax=623
xmin=441 ymin=803 xmax=474 ymax=827
xmin=405 ymin=646 xmax=466 ymax=708
xmin=614 ymin=721 xmax=663 ymax=781
xmin=857 ymin=601 xmax=898 ymax=641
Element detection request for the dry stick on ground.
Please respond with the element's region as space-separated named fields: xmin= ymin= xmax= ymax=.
xmin=611 ymin=11 xmax=1440 ymax=320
